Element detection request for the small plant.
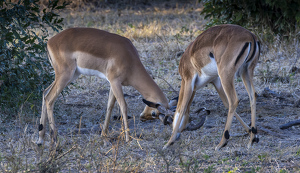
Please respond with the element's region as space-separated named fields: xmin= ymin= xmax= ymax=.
xmin=228 ymin=167 xmax=238 ymax=173
xmin=296 ymin=148 xmax=300 ymax=156
xmin=203 ymin=154 xmax=210 ymax=160
xmin=179 ymin=157 xmax=200 ymax=173
xmin=203 ymin=164 xmax=215 ymax=173
xmin=258 ymin=153 xmax=268 ymax=162
xmin=279 ymin=169 xmax=288 ymax=173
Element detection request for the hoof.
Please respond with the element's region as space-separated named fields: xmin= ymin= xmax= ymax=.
xmin=253 ymin=137 xmax=259 ymax=143
xmin=215 ymin=142 xmax=227 ymax=151
xmin=113 ymin=115 xmax=132 ymax=120
xmin=36 ymin=139 xmax=43 ymax=147
xmin=215 ymin=139 xmax=228 ymax=151
xmin=247 ymin=135 xmax=259 ymax=149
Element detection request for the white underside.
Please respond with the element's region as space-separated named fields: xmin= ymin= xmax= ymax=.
xmin=72 ymin=51 xmax=109 ymax=81
xmin=76 ymin=66 xmax=108 ymax=81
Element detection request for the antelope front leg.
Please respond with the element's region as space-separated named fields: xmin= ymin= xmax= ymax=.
xmin=110 ymin=80 xmax=130 ymax=142
xmin=164 ymin=79 xmax=193 ymax=149
xmin=101 ymin=88 xmax=116 ymax=138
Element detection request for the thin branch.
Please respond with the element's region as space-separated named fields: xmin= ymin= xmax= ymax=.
xmin=156 ymin=76 xmax=179 ymax=95
xmin=280 ymin=120 xmax=300 ymax=130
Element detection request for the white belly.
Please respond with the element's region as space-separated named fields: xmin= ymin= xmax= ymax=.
xmin=76 ymin=66 xmax=108 ymax=81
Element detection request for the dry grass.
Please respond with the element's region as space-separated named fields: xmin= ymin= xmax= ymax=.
xmin=1 ymin=1 xmax=300 ymax=172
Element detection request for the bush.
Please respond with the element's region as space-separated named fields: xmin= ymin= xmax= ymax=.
xmin=0 ymin=0 xmax=67 ymax=112
xmin=200 ymin=0 xmax=300 ymax=41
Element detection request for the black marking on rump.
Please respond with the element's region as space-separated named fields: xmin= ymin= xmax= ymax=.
xmin=245 ymin=34 xmax=257 ymax=63
xmin=39 ymin=124 xmax=43 ymax=131
xmin=234 ymin=42 xmax=250 ymax=66
xmin=209 ymin=52 xmax=214 ymax=58
xmin=224 ymin=130 xmax=230 ymax=139
xmin=142 ymin=99 xmax=159 ymax=108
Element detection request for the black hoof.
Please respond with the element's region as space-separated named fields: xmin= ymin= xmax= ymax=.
xmin=222 ymin=142 xmax=228 ymax=148
xmin=252 ymin=137 xmax=259 ymax=143
xmin=113 ymin=115 xmax=132 ymax=120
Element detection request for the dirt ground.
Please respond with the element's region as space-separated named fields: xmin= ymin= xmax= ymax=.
xmin=1 ymin=1 xmax=300 ymax=172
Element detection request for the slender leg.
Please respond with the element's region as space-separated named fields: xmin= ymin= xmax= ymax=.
xmin=241 ymin=69 xmax=258 ymax=148
xmin=101 ymin=87 xmax=116 ymax=137
xmin=110 ymin=80 xmax=130 ymax=142
xmin=215 ymin=72 xmax=238 ymax=150
xmin=178 ymin=90 xmax=196 ymax=132
xmin=164 ymin=78 xmax=194 ymax=149
xmin=212 ymin=78 xmax=250 ymax=132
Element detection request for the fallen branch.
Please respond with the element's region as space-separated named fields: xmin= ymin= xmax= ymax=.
xmin=280 ymin=120 xmax=300 ymax=130
xmin=258 ymin=126 xmax=285 ymax=138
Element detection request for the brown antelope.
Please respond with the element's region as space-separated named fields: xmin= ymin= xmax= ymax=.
xmin=143 ymin=24 xmax=260 ymax=150
xmin=37 ymin=27 xmax=178 ymax=146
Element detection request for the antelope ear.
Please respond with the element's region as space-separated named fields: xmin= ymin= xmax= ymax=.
xmin=142 ymin=99 xmax=160 ymax=108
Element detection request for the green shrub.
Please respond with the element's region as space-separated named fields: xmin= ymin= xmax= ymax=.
xmin=0 ymin=0 xmax=67 ymax=112
xmin=200 ymin=0 xmax=300 ymax=41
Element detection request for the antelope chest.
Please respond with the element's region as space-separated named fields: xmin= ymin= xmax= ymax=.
xmin=193 ymin=58 xmax=218 ymax=90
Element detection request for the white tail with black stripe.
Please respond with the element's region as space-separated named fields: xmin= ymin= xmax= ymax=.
xmin=143 ymin=24 xmax=260 ymax=150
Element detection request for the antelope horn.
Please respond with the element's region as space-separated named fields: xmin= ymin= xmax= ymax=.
xmin=159 ymin=114 xmax=174 ymax=126
xmin=185 ymin=115 xmax=206 ymax=131
xmin=159 ymin=114 xmax=167 ymax=125
xmin=185 ymin=107 xmax=210 ymax=131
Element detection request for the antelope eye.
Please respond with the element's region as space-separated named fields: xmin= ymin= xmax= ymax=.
xmin=151 ymin=111 xmax=156 ymax=117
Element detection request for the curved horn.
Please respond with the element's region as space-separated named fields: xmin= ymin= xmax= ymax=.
xmin=158 ymin=114 xmax=174 ymax=126
xmin=185 ymin=115 xmax=206 ymax=131
xmin=185 ymin=107 xmax=210 ymax=131
xmin=159 ymin=114 xmax=167 ymax=125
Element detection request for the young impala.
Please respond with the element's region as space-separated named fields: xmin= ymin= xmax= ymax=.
xmin=143 ymin=24 xmax=260 ymax=150
xmin=36 ymin=27 xmax=177 ymax=146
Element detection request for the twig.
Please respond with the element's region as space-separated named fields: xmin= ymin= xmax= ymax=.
xmin=280 ymin=120 xmax=300 ymax=130
xmin=156 ymin=76 xmax=179 ymax=95
xmin=258 ymin=126 xmax=285 ymax=138
xmin=55 ymin=145 xmax=77 ymax=160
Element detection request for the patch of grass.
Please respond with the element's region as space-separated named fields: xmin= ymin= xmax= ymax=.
xmin=203 ymin=164 xmax=215 ymax=173
xmin=296 ymin=148 xmax=300 ymax=156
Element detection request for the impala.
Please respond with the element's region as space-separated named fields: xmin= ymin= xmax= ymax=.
xmin=143 ymin=24 xmax=260 ymax=150
xmin=36 ymin=27 xmax=177 ymax=146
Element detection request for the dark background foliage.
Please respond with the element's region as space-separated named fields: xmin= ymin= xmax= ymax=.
xmin=0 ymin=0 xmax=67 ymax=112
xmin=200 ymin=0 xmax=300 ymax=41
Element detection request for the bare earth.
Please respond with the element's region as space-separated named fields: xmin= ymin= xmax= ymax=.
xmin=0 ymin=2 xmax=299 ymax=172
